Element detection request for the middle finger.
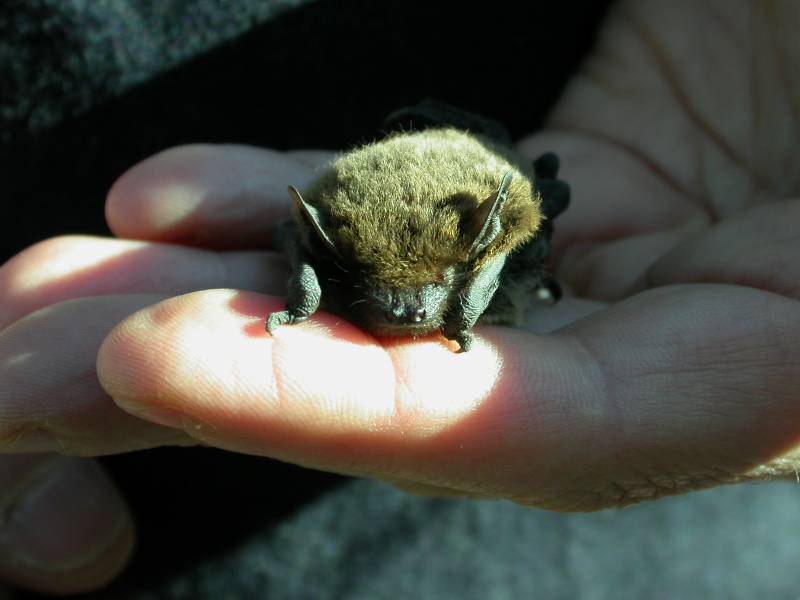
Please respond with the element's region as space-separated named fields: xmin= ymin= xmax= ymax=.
xmin=0 ymin=235 xmax=287 ymax=329
xmin=105 ymin=144 xmax=334 ymax=248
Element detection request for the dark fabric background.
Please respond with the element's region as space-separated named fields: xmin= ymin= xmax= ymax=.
xmin=1 ymin=0 xmax=610 ymax=261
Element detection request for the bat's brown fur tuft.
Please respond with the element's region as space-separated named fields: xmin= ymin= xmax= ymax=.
xmin=298 ymin=128 xmax=543 ymax=287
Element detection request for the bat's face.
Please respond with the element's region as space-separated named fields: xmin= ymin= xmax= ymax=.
xmin=274 ymin=129 xmax=547 ymax=348
xmin=286 ymin=155 xmax=537 ymax=340
xmin=295 ymin=199 xmax=467 ymax=337
xmin=322 ymin=264 xmax=463 ymax=337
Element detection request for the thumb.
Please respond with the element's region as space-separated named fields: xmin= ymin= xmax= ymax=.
xmin=0 ymin=455 xmax=133 ymax=594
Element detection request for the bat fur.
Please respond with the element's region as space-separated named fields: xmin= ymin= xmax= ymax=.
xmin=267 ymin=114 xmax=569 ymax=352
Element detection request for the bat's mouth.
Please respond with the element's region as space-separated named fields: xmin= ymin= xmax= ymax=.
xmin=362 ymin=298 xmax=447 ymax=338
xmin=370 ymin=321 xmax=442 ymax=338
xmin=366 ymin=283 xmax=449 ymax=325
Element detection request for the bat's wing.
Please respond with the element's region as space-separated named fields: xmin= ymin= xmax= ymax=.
xmin=380 ymin=99 xmax=513 ymax=146
xmin=479 ymin=151 xmax=571 ymax=326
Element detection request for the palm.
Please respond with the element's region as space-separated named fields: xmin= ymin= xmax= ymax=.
xmin=511 ymin=0 xmax=800 ymax=506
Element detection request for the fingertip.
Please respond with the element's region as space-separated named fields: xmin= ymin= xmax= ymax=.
xmin=97 ymin=289 xmax=397 ymax=438
xmin=106 ymin=144 xmax=212 ymax=242
xmin=96 ymin=291 xmax=186 ymax=409
xmin=0 ymin=235 xmax=150 ymax=329
xmin=105 ymin=144 xmax=318 ymax=248
xmin=0 ymin=457 xmax=135 ymax=595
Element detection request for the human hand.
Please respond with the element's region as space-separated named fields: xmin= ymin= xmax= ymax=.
xmin=93 ymin=0 xmax=799 ymax=509
xmin=0 ymin=149 xmax=330 ymax=593
xmin=1 ymin=7 xmax=798 ymax=594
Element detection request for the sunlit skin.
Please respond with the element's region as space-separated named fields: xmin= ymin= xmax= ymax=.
xmin=1 ymin=0 xmax=799 ymax=594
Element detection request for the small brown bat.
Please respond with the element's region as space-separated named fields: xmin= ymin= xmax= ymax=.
xmin=266 ymin=104 xmax=569 ymax=351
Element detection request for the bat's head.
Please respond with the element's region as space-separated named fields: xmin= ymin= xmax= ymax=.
xmin=289 ymin=173 xmax=539 ymax=338
xmin=288 ymin=186 xmax=465 ymax=336
xmin=288 ymin=129 xmax=542 ymax=338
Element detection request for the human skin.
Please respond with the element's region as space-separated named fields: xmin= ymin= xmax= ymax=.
xmin=1 ymin=0 xmax=798 ymax=593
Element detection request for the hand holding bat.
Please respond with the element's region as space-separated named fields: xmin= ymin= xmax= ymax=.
xmin=1 ymin=3 xmax=799 ymax=593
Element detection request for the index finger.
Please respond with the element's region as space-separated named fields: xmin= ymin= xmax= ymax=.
xmin=95 ymin=286 xmax=800 ymax=510
xmin=106 ymin=145 xmax=335 ymax=249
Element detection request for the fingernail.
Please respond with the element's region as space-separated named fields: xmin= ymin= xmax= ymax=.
xmin=0 ymin=458 xmax=132 ymax=574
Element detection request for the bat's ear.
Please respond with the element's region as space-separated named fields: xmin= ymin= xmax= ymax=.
xmin=288 ymin=185 xmax=339 ymax=256
xmin=465 ymin=171 xmax=513 ymax=259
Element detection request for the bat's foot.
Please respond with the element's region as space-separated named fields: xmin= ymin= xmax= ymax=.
xmin=266 ymin=310 xmax=309 ymax=335
xmin=442 ymin=328 xmax=474 ymax=353
xmin=455 ymin=332 xmax=474 ymax=353
xmin=533 ymin=152 xmax=559 ymax=179
xmin=536 ymin=179 xmax=570 ymax=220
xmin=534 ymin=287 xmax=555 ymax=304
xmin=533 ymin=277 xmax=562 ymax=305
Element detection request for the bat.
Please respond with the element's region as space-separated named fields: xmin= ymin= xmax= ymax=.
xmin=266 ymin=101 xmax=570 ymax=352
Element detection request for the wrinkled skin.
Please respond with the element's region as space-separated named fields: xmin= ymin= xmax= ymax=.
xmin=0 ymin=0 xmax=798 ymax=593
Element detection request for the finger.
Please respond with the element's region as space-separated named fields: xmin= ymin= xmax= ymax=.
xmin=518 ymin=131 xmax=710 ymax=300
xmin=106 ymin=144 xmax=334 ymax=248
xmin=388 ymin=479 xmax=476 ymax=499
xmin=646 ymin=199 xmax=800 ymax=299
xmin=556 ymin=227 xmax=701 ymax=301
xmin=0 ymin=234 xmax=287 ymax=329
xmin=286 ymin=149 xmax=338 ymax=168
xmin=1 ymin=295 xmax=195 ymax=455
xmin=97 ymin=290 xmax=517 ymax=484
xmin=521 ymin=295 xmax=606 ymax=334
xmin=0 ymin=455 xmax=133 ymax=594
xmin=96 ymin=287 xmax=800 ymax=510
xmin=519 ymin=131 xmax=708 ymax=252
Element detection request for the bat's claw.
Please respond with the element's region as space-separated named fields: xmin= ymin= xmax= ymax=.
xmin=442 ymin=327 xmax=474 ymax=353
xmin=455 ymin=332 xmax=474 ymax=353
xmin=533 ymin=278 xmax=562 ymax=305
xmin=266 ymin=310 xmax=309 ymax=335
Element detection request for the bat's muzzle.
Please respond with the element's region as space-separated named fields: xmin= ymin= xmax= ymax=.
xmin=360 ymin=283 xmax=450 ymax=335
xmin=384 ymin=303 xmax=427 ymax=325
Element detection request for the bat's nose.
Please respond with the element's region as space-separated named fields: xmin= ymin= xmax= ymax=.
xmin=385 ymin=304 xmax=427 ymax=325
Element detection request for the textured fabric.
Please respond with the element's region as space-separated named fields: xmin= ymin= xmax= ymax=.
xmin=0 ymin=0 xmax=308 ymax=143
xmin=1 ymin=0 xmax=610 ymax=260
xmin=110 ymin=479 xmax=800 ymax=600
